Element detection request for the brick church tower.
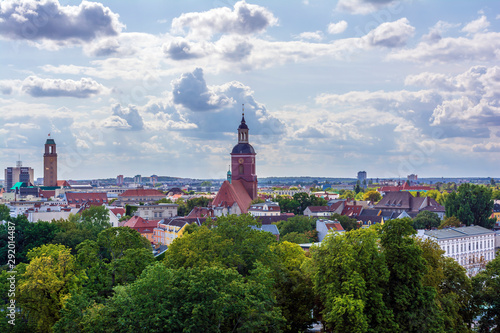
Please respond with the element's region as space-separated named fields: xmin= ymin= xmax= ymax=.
xmin=230 ymin=105 xmax=258 ymax=200
xmin=43 ymin=135 xmax=57 ymax=187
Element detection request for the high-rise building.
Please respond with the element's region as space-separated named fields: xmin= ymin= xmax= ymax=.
xmin=357 ymin=171 xmax=367 ymax=184
xmin=4 ymin=160 xmax=34 ymax=192
xmin=43 ymin=136 xmax=58 ymax=187
xmin=117 ymin=175 xmax=124 ymax=186
xmin=230 ymin=105 xmax=258 ymax=200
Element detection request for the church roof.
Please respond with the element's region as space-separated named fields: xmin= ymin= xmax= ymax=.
xmin=238 ymin=114 xmax=248 ymax=129
xmin=45 ymin=138 xmax=56 ymax=145
xmin=231 ymin=143 xmax=255 ymax=154
xmin=211 ymin=180 xmax=252 ymax=213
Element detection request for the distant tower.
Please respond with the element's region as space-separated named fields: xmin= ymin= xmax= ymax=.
xmin=231 ymin=104 xmax=258 ymax=199
xmin=43 ymin=135 xmax=57 ymax=187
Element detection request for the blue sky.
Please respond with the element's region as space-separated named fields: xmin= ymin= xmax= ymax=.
xmin=0 ymin=0 xmax=499 ymax=181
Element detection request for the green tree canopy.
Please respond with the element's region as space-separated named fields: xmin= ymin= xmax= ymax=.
xmin=445 ymin=183 xmax=495 ymax=228
xmin=412 ymin=210 xmax=441 ymax=230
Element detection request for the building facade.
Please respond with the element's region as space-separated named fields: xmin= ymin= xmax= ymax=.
xmin=134 ymin=203 xmax=178 ymax=219
xmin=423 ymin=226 xmax=496 ymax=276
xmin=248 ymin=201 xmax=280 ymax=217
xmin=5 ymin=161 xmax=34 ymax=192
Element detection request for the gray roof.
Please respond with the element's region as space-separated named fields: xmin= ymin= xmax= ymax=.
xmin=425 ymin=226 xmax=494 ymax=240
xmin=250 ymin=224 xmax=279 ymax=235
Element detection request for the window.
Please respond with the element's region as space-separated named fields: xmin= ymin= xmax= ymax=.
xmin=239 ymin=164 xmax=244 ymax=175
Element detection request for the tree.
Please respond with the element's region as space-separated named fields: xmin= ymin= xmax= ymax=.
xmin=445 ymin=183 xmax=495 ymax=228
xmin=186 ymin=196 xmax=210 ymax=212
xmin=312 ymin=227 xmax=397 ymax=332
xmin=379 ymin=218 xmax=444 ymax=332
xmin=363 ymin=190 xmax=382 ymax=203
xmin=80 ymin=206 xmax=112 ymax=236
xmin=0 ymin=215 xmax=60 ymax=265
xmin=80 ymin=263 xmax=285 ymax=333
xmin=339 ymin=190 xmax=356 ymax=199
xmin=271 ymin=242 xmax=315 ymax=333
xmin=439 ymin=216 xmax=462 ymax=229
xmin=412 ymin=211 xmax=441 ymax=230
xmin=416 ymin=238 xmax=474 ymax=332
xmin=18 ymin=244 xmax=84 ymax=332
xmin=276 ymin=216 xmax=316 ymax=238
xmin=281 ymin=232 xmax=313 ymax=244
xmin=200 ymin=180 xmax=212 ymax=187
xmin=328 ymin=213 xmax=359 ymax=231
xmin=472 ymin=255 xmax=500 ymax=332
xmin=0 ymin=204 xmax=9 ymax=221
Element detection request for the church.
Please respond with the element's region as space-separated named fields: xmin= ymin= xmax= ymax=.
xmin=208 ymin=107 xmax=258 ymax=216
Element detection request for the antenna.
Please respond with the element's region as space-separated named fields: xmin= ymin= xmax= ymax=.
xmin=242 ymin=103 xmax=244 ymax=117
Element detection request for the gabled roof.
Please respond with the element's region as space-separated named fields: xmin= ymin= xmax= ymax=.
xmin=325 ymin=222 xmax=344 ymax=232
xmin=210 ymin=180 xmax=252 ymax=213
xmin=124 ymin=216 xmax=160 ymax=232
xmin=307 ymin=203 xmax=341 ymax=213
xmin=250 ymin=224 xmax=280 ymax=235
xmin=341 ymin=205 xmax=362 ymax=217
xmin=65 ymin=192 xmax=108 ymax=206
xmin=119 ymin=189 xmax=165 ymax=197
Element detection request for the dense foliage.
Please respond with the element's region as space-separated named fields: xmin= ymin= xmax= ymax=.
xmin=2 ymin=206 xmax=500 ymax=332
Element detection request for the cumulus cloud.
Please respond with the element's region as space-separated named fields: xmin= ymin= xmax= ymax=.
xmin=461 ymin=15 xmax=490 ymax=34
xmin=389 ymin=31 xmax=500 ymax=63
xmin=295 ymin=31 xmax=323 ymax=41
xmin=364 ymin=18 xmax=415 ymax=47
xmin=0 ymin=0 xmax=124 ymax=44
xmin=21 ymin=76 xmax=109 ymax=98
xmin=422 ymin=21 xmax=461 ymax=42
xmin=327 ymin=20 xmax=348 ymax=35
xmin=163 ymin=38 xmax=206 ymax=60
xmin=102 ymin=104 xmax=144 ymax=130
xmin=171 ymin=68 xmax=231 ymax=111
xmin=171 ymin=1 xmax=277 ymax=40
xmin=336 ymin=0 xmax=399 ymax=15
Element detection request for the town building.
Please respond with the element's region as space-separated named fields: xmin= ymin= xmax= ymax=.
xmin=4 ymin=160 xmax=35 ymax=192
xmin=304 ymin=201 xmax=344 ymax=217
xmin=248 ymin=200 xmax=280 ymax=217
xmin=134 ymin=203 xmax=178 ymax=219
xmin=316 ymin=219 xmax=345 ymax=241
xmin=423 ymin=226 xmax=496 ymax=276
xmin=374 ymin=191 xmax=445 ymax=219
xmin=116 ymin=188 xmax=166 ymax=205
xmin=65 ymin=192 xmax=108 ymax=207
xmin=43 ymin=136 xmax=58 ymax=187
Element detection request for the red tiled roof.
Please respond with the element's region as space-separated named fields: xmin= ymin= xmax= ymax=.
xmin=57 ymin=180 xmax=70 ymax=187
xmin=40 ymin=190 xmax=56 ymax=198
xmin=66 ymin=192 xmax=108 ymax=206
xmin=124 ymin=216 xmax=160 ymax=233
xmin=109 ymin=207 xmax=126 ymax=216
xmin=211 ymin=180 xmax=252 ymax=213
xmin=341 ymin=205 xmax=363 ymax=217
xmin=325 ymin=222 xmax=344 ymax=232
xmin=119 ymin=189 xmax=165 ymax=197
xmin=187 ymin=206 xmax=214 ymax=218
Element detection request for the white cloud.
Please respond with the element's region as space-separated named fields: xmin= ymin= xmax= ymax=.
xmin=422 ymin=20 xmax=461 ymax=42
xmin=295 ymin=31 xmax=323 ymax=41
xmin=21 ymin=76 xmax=109 ymax=98
xmin=171 ymin=1 xmax=278 ymax=40
xmin=327 ymin=20 xmax=348 ymax=35
xmin=461 ymin=15 xmax=490 ymax=34
xmin=0 ymin=0 xmax=124 ymax=46
xmin=363 ymin=18 xmax=415 ymax=47
xmin=336 ymin=0 xmax=399 ymax=15
xmin=389 ymin=31 xmax=500 ymax=62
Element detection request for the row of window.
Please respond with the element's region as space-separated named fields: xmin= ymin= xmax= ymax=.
xmin=444 ymin=238 xmax=494 ymax=255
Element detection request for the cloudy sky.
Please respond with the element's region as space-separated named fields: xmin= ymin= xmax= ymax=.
xmin=1 ymin=0 xmax=499 ymax=181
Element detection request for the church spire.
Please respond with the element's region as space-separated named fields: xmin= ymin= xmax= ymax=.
xmin=238 ymin=104 xmax=249 ymax=143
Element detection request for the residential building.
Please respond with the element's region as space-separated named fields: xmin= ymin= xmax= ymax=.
xmin=65 ymin=192 xmax=108 ymax=207
xmin=304 ymin=201 xmax=344 ymax=217
xmin=123 ymin=215 xmax=160 ymax=244
xmin=423 ymin=226 xmax=496 ymax=276
xmin=374 ymin=191 xmax=445 ymax=219
xmin=117 ymin=188 xmax=166 ymax=205
xmin=250 ymin=224 xmax=280 ymax=241
xmin=316 ymin=219 xmax=345 ymax=241
xmin=153 ymin=217 xmax=204 ymax=246
xmin=134 ymin=203 xmax=178 ymax=219
xmin=248 ymin=200 xmax=280 ymax=217
xmin=358 ymin=171 xmax=367 ymax=187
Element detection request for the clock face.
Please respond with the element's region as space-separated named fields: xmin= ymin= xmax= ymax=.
xmin=238 ymin=158 xmax=244 ymax=164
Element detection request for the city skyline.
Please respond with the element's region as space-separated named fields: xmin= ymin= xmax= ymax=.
xmin=1 ymin=0 xmax=499 ymax=180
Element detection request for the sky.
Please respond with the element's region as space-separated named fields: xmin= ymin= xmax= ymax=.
xmin=0 ymin=0 xmax=499 ymax=181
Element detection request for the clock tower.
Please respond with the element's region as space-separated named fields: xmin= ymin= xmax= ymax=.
xmin=231 ymin=105 xmax=257 ymax=200
xmin=43 ymin=135 xmax=58 ymax=187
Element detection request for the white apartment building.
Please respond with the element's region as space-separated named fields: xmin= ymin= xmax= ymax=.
xmin=424 ymin=226 xmax=496 ymax=276
xmin=248 ymin=201 xmax=281 ymax=217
